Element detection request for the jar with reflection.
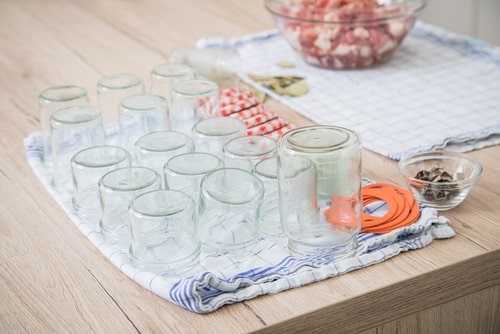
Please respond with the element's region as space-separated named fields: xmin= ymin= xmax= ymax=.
xmin=277 ymin=125 xmax=362 ymax=261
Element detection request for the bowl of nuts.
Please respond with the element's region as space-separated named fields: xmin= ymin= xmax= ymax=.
xmin=398 ymin=151 xmax=483 ymax=211
xmin=265 ymin=0 xmax=427 ymax=69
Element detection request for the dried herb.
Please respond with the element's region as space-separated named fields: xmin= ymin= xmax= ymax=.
xmin=248 ymin=74 xmax=309 ymax=97
xmin=414 ymin=167 xmax=463 ymax=201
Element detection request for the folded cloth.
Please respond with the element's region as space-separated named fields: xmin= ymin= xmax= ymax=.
xmin=24 ymin=130 xmax=455 ymax=313
xmin=197 ymin=21 xmax=500 ymax=160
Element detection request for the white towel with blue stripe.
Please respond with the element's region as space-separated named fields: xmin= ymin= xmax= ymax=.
xmin=24 ymin=129 xmax=455 ymax=313
xmin=197 ymin=21 xmax=500 ymax=160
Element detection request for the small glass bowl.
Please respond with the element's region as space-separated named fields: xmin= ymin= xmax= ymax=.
xmin=398 ymin=151 xmax=482 ymax=211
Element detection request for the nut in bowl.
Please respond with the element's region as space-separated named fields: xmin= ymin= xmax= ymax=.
xmin=265 ymin=0 xmax=427 ymax=69
xmin=398 ymin=151 xmax=483 ymax=211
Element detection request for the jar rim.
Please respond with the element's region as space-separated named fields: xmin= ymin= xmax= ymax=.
xmin=279 ymin=125 xmax=360 ymax=154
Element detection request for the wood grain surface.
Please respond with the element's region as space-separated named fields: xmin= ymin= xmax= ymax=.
xmin=1 ymin=0 xmax=499 ymax=333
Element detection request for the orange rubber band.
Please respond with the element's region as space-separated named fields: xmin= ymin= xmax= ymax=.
xmin=361 ymin=183 xmax=421 ymax=234
xmin=323 ymin=183 xmax=421 ymax=235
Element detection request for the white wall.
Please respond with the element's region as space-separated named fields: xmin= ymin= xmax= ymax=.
xmin=418 ymin=0 xmax=500 ymax=46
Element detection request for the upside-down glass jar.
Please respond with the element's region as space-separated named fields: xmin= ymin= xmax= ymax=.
xmin=277 ymin=125 xmax=362 ymax=260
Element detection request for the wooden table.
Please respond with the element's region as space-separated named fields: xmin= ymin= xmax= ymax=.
xmin=1 ymin=0 xmax=499 ymax=333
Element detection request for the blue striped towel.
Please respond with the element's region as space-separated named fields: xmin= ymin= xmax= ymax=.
xmin=197 ymin=21 xmax=500 ymax=160
xmin=24 ymin=128 xmax=455 ymax=313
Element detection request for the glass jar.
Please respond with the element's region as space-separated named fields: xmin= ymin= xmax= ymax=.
xmin=169 ymin=47 xmax=241 ymax=88
xmin=277 ymin=125 xmax=362 ymax=260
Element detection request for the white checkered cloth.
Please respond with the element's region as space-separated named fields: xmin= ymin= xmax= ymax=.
xmin=24 ymin=128 xmax=454 ymax=313
xmin=197 ymin=21 xmax=500 ymax=160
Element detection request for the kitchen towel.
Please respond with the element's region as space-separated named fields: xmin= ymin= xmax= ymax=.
xmin=197 ymin=21 xmax=500 ymax=160
xmin=24 ymin=128 xmax=455 ymax=313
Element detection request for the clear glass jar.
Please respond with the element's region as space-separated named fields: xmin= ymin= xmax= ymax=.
xmin=169 ymin=47 xmax=241 ymax=88
xmin=277 ymin=125 xmax=362 ymax=260
xmin=38 ymin=85 xmax=90 ymax=164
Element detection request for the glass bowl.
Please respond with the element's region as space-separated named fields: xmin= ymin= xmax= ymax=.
xmin=265 ymin=0 xmax=427 ymax=69
xmin=398 ymin=151 xmax=483 ymax=211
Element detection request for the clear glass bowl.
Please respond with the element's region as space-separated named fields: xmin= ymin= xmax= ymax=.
xmin=265 ymin=0 xmax=427 ymax=69
xmin=398 ymin=151 xmax=483 ymax=211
